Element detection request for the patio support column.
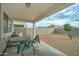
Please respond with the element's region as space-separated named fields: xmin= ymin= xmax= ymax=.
xmin=32 ymin=22 xmax=36 ymax=39
xmin=12 ymin=21 xmax=14 ymax=32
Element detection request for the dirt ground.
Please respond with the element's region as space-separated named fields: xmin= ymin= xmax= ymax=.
xmin=27 ymin=28 xmax=79 ymax=56
xmin=38 ymin=32 xmax=79 ymax=56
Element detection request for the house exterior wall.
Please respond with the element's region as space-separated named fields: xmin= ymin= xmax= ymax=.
xmin=0 ymin=4 xmax=6 ymax=54
xmin=0 ymin=4 xmax=14 ymax=54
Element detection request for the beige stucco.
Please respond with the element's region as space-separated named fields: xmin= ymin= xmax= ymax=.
xmin=13 ymin=21 xmax=25 ymax=25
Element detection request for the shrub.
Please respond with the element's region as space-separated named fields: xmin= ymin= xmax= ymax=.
xmin=63 ymin=24 xmax=72 ymax=39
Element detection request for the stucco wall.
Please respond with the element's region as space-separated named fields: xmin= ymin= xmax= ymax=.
xmin=0 ymin=4 xmax=14 ymax=54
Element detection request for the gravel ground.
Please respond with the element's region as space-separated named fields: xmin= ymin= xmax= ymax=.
xmin=39 ymin=33 xmax=79 ymax=56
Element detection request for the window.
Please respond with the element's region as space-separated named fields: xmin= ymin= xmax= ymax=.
xmin=8 ymin=18 xmax=12 ymax=32
xmin=3 ymin=13 xmax=13 ymax=33
xmin=4 ymin=13 xmax=8 ymax=33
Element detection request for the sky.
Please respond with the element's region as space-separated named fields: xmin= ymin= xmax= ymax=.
xmin=26 ymin=3 xmax=79 ymax=28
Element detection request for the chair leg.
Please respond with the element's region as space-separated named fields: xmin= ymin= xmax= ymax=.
xmin=21 ymin=48 xmax=24 ymax=55
xmin=2 ymin=45 xmax=9 ymax=56
xmin=32 ymin=45 xmax=36 ymax=55
xmin=20 ymin=44 xmax=24 ymax=56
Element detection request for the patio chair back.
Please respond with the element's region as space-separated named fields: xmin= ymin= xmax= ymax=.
xmin=33 ymin=34 xmax=40 ymax=43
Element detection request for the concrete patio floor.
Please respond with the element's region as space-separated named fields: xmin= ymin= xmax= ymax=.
xmin=4 ymin=41 xmax=66 ymax=56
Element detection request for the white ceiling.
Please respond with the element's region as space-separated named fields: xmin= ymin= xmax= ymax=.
xmin=3 ymin=3 xmax=73 ymax=22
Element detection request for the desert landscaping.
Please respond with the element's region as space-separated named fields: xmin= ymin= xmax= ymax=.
xmin=35 ymin=28 xmax=79 ymax=56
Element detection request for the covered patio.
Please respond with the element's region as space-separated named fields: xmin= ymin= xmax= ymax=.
xmin=0 ymin=3 xmax=73 ymax=56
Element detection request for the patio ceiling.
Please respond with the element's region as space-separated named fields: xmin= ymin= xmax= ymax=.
xmin=3 ymin=3 xmax=73 ymax=23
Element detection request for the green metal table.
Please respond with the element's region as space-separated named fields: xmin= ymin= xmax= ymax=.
xmin=17 ymin=37 xmax=36 ymax=56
